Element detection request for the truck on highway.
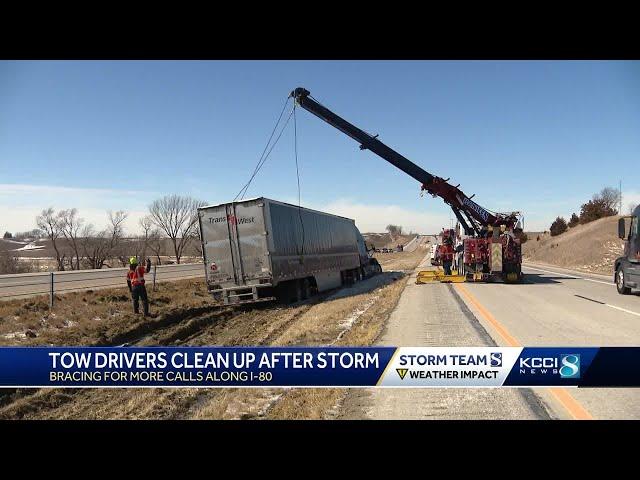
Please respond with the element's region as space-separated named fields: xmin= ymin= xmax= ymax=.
xmin=615 ymin=204 xmax=640 ymax=294
xmin=198 ymin=197 xmax=382 ymax=305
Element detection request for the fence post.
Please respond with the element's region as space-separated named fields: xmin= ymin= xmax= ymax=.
xmin=153 ymin=265 xmax=157 ymax=292
xmin=49 ymin=272 xmax=54 ymax=308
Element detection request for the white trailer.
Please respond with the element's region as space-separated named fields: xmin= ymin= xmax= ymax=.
xmin=198 ymin=197 xmax=381 ymax=305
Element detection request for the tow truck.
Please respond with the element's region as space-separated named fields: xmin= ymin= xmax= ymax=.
xmin=291 ymin=87 xmax=524 ymax=283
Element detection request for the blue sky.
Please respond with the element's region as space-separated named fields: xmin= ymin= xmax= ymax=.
xmin=1 ymin=60 xmax=639 ymax=234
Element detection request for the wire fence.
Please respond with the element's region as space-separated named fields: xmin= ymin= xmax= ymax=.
xmin=0 ymin=263 xmax=205 ymax=304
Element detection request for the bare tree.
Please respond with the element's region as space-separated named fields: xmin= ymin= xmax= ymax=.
xmin=107 ymin=210 xmax=127 ymax=255
xmin=36 ymin=207 xmax=66 ymax=271
xmin=14 ymin=229 xmax=43 ymax=240
xmin=598 ymin=187 xmax=620 ymax=214
xmin=57 ymin=209 xmax=85 ymax=270
xmin=80 ymin=211 xmax=128 ymax=269
xmin=137 ymin=215 xmax=156 ymax=263
xmin=146 ymin=229 xmax=164 ymax=265
xmin=189 ymin=219 xmax=203 ymax=258
xmin=80 ymin=224 xmax=103 ymax=269
xmin=0 ymin=244 xmax=31 ymax=274
xmin=117 ymin=215 xmax=162 ymax=266
xmin=148 ymin=195 xmax=206 ymax=264
xmin=386 ymin=224 xmax=403 ymax=239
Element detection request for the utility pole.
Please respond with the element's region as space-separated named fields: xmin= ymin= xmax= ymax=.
xmin=619 ymin=180 xmax=622 ymax=214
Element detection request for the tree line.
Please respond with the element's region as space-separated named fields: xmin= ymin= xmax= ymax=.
xmin=1 ymin=194 xmax=206 ymax=273
xmin=549 ymin=187 xmax=632 ymax=237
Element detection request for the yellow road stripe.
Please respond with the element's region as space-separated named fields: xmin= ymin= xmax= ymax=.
xmin=548 ymin=388 xmax=593 ymax=420
xmin=455 ymin=284 xmax=520 ymax=347
xmin=454 ymin=283 xmax=593 ymax=421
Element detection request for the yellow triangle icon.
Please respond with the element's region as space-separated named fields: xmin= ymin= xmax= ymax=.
xmin=396 ymin=368 xmax=408 ymax=380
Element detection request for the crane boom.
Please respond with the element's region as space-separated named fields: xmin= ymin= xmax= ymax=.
xmin=290 ymin=87 xmax=519 ymax=233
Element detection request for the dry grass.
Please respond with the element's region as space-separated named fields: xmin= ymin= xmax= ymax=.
xmin=362 ymin=233 xmax=417 ymax=249
xmin=0 ymin=278 xmax=214 ymax=346
xmin=523 ymin=216 xmax=623 ymax=275
xmin=265 ymin=251 xmax=423 ymax=420
xmin=0 ymin=250 xmax=426 ymax=420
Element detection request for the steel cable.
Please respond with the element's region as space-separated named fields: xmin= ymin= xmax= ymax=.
xmin=234 ymin=97 xmax=292 ymax=202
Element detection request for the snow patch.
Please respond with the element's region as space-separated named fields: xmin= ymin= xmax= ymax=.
xmin=331 ymin=295 xmax=379 ymax=345
xmin=2 ymin=331 xmax=26 ymax=340
xmin=11 ymin=242 xmax=45 ymax=251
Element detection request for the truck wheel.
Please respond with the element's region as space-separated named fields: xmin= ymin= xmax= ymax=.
xmin=276 ymin=282 xmax=291 ymax=304
xmin=301 ymin=278 xmax=311 ymax=300
xmin=344 ymin=270 xmax=355 ymax=285
xmin=294 ymin=280 xmax=303 ymax=302
xmin=616 ymin=268 xmax=631 ymax=295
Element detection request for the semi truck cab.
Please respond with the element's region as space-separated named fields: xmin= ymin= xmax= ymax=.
xmin=615 ymin=205 xmax=640 ymax=294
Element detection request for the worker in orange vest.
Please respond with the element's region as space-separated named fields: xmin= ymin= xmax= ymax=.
xmin=127 ymin=256 xmax=151 ymax=316
xmin=439 ymin=239 xmax=455 ymax=275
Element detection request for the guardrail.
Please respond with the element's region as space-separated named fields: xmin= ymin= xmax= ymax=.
xmin=0 ymin=263 xmax=205 ymax=304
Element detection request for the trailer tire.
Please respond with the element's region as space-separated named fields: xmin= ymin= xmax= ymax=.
xmin=301 ymin=278 xmax=311 ymax=300
xmin=276 ymin=280 xmax=298 ymax=304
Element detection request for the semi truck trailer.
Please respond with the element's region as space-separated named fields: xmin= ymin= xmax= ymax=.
xmin=198 ymin=197 xmax=382 ymax=305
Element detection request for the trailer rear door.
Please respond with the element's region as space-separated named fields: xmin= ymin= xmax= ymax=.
xmin=200 ymin=200 xmax=270 ymax=287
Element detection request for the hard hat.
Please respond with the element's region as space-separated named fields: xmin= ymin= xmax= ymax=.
xmin=129 ymin=256 xmax=138 ymax=265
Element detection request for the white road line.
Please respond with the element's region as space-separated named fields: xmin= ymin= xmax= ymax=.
xmin=605 ymin=304 xmax=640 ymax=318
xmin=524 ymin=266 xmax=612 ymax=285
xmin=524 ymin=267 xmax=640 ymax=318
xmin=582 ymin=278 xmax=614 ymax=285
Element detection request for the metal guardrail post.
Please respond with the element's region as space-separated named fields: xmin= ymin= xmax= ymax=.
xmin=49 ymin=272 xmax=54 ymax=308
xmin=153 ymin=265 xmax=157 ymax=292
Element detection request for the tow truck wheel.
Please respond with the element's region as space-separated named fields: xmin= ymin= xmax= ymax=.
xmin=616 ymin=268 xmax=631 ymax=295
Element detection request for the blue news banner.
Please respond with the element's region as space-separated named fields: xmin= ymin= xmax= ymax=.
xmin=0 ymin=347 xmax=638 ymax=388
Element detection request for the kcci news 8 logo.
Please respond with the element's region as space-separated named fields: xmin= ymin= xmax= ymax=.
xmin=518 ymin=353 xmax=581 ymax=379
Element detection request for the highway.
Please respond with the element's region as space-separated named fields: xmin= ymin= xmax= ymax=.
xmin=459 ymin=262 xmax=640 ymax=419
xmin=403 ymin=235 xmax=430 ymax=252
xmin=0 ymin=263 xmax=205 ymax=300
xmin=344 ymin=256 xmax=640 ymax=420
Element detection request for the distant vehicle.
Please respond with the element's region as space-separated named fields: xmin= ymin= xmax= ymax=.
xmin=198 ymin=197 xmax=382 ymax=305
xmin=430 ymin=244 xmax=440 ymax=265
xmin=615 ymin=204 xmax=640 ymax=294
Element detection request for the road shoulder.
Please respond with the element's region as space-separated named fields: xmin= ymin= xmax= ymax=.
xmin=339 ymin=257 xmax=549 ymax=420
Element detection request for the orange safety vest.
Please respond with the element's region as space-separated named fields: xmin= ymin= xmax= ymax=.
xmin=127 ymin=265 xmax=146 ymax=287
xmin=438 ymin=244 xmax=454 ymax=261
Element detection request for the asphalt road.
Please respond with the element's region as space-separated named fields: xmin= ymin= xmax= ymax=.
xmin=342 ymin=254 xmax=547 ymax=420
xmin=459 ymin=262 xmax=640 ymax=420
xmin=343 ymin=257 xmax=639 ymax=420
xmin=0 ymin=263 xmax=205 ymax=300
xmin=403 ymin=235 xmax=430 ymax=252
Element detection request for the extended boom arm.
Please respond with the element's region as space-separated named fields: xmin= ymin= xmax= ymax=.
xmin=291 ymin=87 xmax=519 ymax=234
